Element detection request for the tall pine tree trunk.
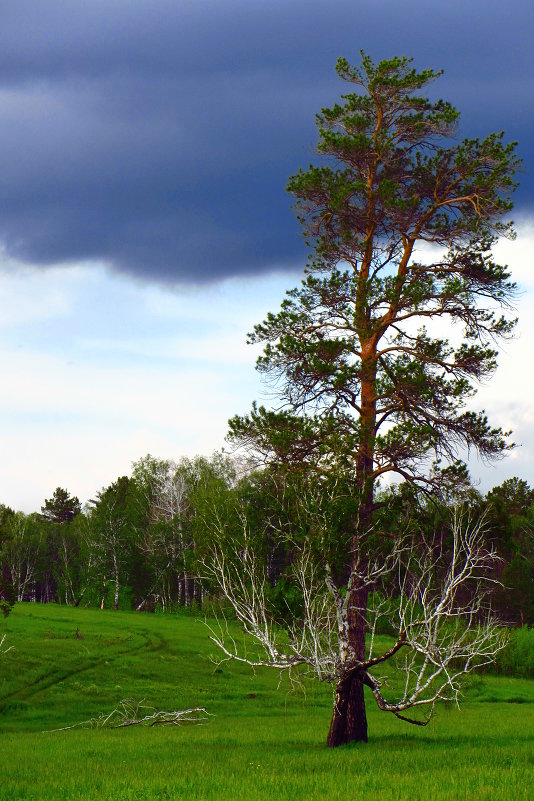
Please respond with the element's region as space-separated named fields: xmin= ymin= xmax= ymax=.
xmin=327 ymin=584 xmax=369 ymax=746
xmin=327 ymin=350 xmax=376 ymax=746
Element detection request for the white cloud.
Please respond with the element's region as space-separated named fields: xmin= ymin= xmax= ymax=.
xmin=0 ymin=260 xmax=293 ymax=511
xmin=1 ymin=226 xmax=533 ymax=512
xmin=0 ymin=262 xmax=74 ymax=327
xmin=493 ymin=217 xmax=534 ymax=291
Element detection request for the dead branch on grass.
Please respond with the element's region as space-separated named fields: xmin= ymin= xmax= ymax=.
xmin=44 ymin=699 xmax=212 ymax=732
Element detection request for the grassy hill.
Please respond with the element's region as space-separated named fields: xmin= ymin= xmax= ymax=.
xmin=1 ymin=603 xmax=533 ymax=800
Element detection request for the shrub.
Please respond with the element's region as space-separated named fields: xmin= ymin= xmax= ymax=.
xmin=493 ymin=627 xmax=534 ymax=678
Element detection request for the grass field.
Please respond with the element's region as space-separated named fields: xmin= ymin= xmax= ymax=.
xmin=1 ymin=603 xmax=533 ymax=800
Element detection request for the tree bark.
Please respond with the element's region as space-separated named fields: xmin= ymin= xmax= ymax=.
xmin=183 ymin=571 xmax=190 ymax=607
xmin=326 ymin=339 xmax=377 ymax=746
xmin=101 ymin=575 xmax=107 ymax=610
xmin=114 ymin=575 xmax=120 ymax=611
xmin=113 ymin=552 xmax=120 ymax=610
xmin=327 ymin=581 xmax=369 ymax=746
xmin=327 ymin=670 xmax=368 ymax=746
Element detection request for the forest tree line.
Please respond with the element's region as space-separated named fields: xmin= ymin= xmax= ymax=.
xmin=0 ymin=453 xmax=532 ymax=627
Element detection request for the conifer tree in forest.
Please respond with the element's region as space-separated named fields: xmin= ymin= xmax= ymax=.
xmin=41 ymin=488 xmax=81 ymax=524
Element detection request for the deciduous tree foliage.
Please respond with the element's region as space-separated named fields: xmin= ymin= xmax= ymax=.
xmin=228 ymin=53 xmax=519 ymax=746
xmin=484 ymin=478 xmax=534 ymax=626
xmin=131 ymin=454 xmax=230 ymax=610
xmin=88 ymin=476 xmax=141 ymax=611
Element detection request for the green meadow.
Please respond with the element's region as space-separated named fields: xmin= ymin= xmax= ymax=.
xmin=0 ymin=604 xmax=532 ymax=801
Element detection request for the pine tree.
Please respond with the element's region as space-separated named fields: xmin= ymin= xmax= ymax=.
xmin=41 ymin=488 xmax=81 ymax=524
xmin=229 ymin=53 xmax=519 ymax=746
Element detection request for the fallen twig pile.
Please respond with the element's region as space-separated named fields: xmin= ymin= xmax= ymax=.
xmin=45 ymin=699 xmax=211 ymax=732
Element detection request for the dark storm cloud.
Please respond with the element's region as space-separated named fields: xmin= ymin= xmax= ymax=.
xmin=0 ymin=0 xmax=532 ymax=283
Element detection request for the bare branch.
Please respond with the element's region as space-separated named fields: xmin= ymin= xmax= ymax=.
xmin=44 ymin=699 xmax=212 ymax=732
xmin=204 ymin=507 xmax=507 ymax=723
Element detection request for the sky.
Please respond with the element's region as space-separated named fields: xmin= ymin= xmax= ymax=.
xmin=1 ymin=0 xmax=534 ymax=512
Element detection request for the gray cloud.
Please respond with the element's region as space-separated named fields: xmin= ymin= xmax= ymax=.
xmin=0 ymin=0 xmax=532 ymax=283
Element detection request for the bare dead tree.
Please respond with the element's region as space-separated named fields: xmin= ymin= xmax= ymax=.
xmin=203 ymin=509 xmax=506 ymax=731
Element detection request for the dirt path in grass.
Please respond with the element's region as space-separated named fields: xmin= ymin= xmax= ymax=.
xmin=0 ymin=629 xmax=168 ymax=711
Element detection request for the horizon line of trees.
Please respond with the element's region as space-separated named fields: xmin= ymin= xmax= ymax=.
xmin=0 ymin=452 xmax=532 ymax=627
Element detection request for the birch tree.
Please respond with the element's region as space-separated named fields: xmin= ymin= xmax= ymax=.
xmin=132 ymin=454 xmax=235 ymax=610
xmin=52 ymin=513 xmax=97 ymax=607
xmin=1 ymin=512 xmax=44 ymax=602
xmin=89 ymin=477 xmax=138 ymax=610
xmin=133 ymin=456 xmax=193 ymax=610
